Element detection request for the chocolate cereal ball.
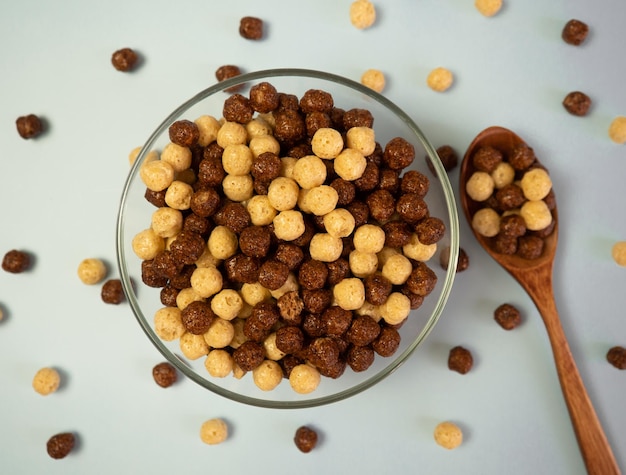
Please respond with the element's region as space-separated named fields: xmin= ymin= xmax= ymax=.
xmin=16 ymin=114 xmax=43 ymax=139
xmin=494 ymin=303 xmax=522 ymax=330
xmin=169 ymin=119 xmax=199 ymax=148
xmin=101 ymin=279 xmax=125 ymax=304
xmin=562 ymin=19 xmax=589 ymax=46
xmin=46 ymin=432 xmax=76 ymax=459
xmin=249 ymin=81 xmax=279 ymax=113
xmin=181 ymin=300 xmax=215 ymax=335
xmin=152 ymin=362 xmax=178 ymax=388
xmin=111 ymin=47 xmax=139 ymax=71
xmin=383 ymin=137 xmax=415 ymax=170
xmin=448 ymin=346 xmax=473 ymax=374
xmin=606 ymin=346 xmax=626 ymax=370
xmin=347 ymin=345 xmax=375 ymax=372
xmin=563 ymin=91 xmax=592 ymax=116
xmin=294 ymin=426 xmax=318 ymax=453
xmin=215 ymin=65 xmax=244 ymax=93
xmin=2 ymin=249 xmax=31 ymax=273
xmin=239 ymin=16 xmax=264 ymax=40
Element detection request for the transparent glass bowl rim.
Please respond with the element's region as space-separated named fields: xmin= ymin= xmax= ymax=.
xmin=116 ymin=67 xmax=460 ymax=409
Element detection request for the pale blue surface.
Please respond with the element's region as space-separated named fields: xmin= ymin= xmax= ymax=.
xmin=1 ymin=1 xmax=624 ymax=474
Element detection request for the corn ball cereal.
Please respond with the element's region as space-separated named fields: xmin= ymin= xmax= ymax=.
xmin=466 ymin=171 xmax=495 ymax=202
xmin=612 ymin=241 xmax=626 ymax=266
xmin=609 ymin=116 xmax=626 ymax=144
xmin=132 ymin=81 xmax=449 ymax=395
xmin=520 ymin=200 xmax=552 ymax=231
xmin=475 ymin=0 xmax=503 ymax=17
xmin=520 ymin=168 xmax=552 ymax=201
xmin=77 ymin=258 xmax=107 ymax=285
xmin=491 ymin=161 xmax=515 ymax=189
xmin=471 ymin=207 xmax=501 ymax=237
xmin=360 ymin=69 xmax=385 ymax=93
xmin=434 ymin=421 xmax=463 ymax=450
xmin=427 ymin=67 xmax=454 ymax=93
xmin=200 ymin=418 xmax=228 ymax=445
xmin=350 ymin=0 xmax=376 ymax=30
xmin=32 ymin=367 xmax=61 ymax=396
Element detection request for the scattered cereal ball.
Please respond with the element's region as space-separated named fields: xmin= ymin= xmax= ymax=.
xmin=200 ymin=418 xmax=229 ymax=445
xmin=611 ymin=241 xmax=626 ymax=266
xmin=448 ymin=346 xmax=473 ymax=374
xmin=311 ymin=127 xmax=344 ymax=159
xmin=76 ymin=258 xmax=107 ymax=284
xmin=2 ymin=249 xmax=31 ymax=273
xmin=0 ymin=306 xmax=4 ymax=322
xmin=334 ymin=148 xmax=367 ymax=181
xmin=427 ymin=67 xmax=454 ymax=92
xmin=247 ymin=195 xmax=277 ymax=226
xmin=268 ymin=177 xmax=300 ymax=211
xmin=380 ymin=292 xmax=411 ymax=325
xmin=140 ymin=160 xmax=175 ymax=192
xmin=132 ymin=228 xmax=165 ymax=260
xmin=16 ymin=114 xmax=43 ymax=139
xmin=333 ymin=277 xmax=365 ymax=310
xmin=608 ymin=116 xmax=626 ymax=144
xmin=161 ymin=142 xmax=192 ymax=172
xmin=217 ymin=121 xmax=247 ymax=148
xmin=239 ymin=16 xmax=264 ymax=40
xmin=349 ymin=250 xmax=378 ymax=277
xmin=165 ymin=180 xmax=193 ymax=210
xmin=466 ymin=171 xmax=495 ymax=201
xmin=471 ymin=208 xmax=501 ymax=237
xmin=494 ymin=303 xmax=522 ymax=330
xmin=491 ymin=161 xmax=515 ymax=189
xmin=402 ymin=233 xmax=437 ymax=262
xmin=289 ymin=364 xmax=321 ymax=394
xmin=434 ymin=421 xmax=463 ymax=450
xmin=152 ymin=362 xmax=178 ymax=388
xmin=215 ymin=65 xmax=244 ymax=93
xmin=179 ymin=332 xmax=209 ymax=360
xmin=111 ymin=47 xmax=139 ymax=71
xmin=101 ymin=279 xmax=124 ymax=304
xmin=474 ymin=0 xmax=502 ymax=17
xmin=46 ymin=432 xmax=75 ymax=459
xmin=323 ymin=208 xmax=356 ymax=238
xmin=562 ymin=19 xmax=589 ymax=46
xmin=381 ymin=253 xmax=413 ymax=285
xmin=361 ymin=69 xmax=385 ymax=93
xmin=520 ymin=168 xmax=552 ymax=201
xmin=204 ymin=318 xmax=235 ymax=348
xmin=205 ymin=349 xmax=234 ymax=378
xmin=252 ymin=359 xmax=283 ymax=391
xmin=195 ymin=115 xmax=222 ymax=146
xmin=208 ymin=226 xmax=238 ymax=260
xmin=32 ymin=367 xmax=61 ymax=396
xmin=241 ymin=282 xmax=272 ymax=306
xmin=273 ymin=210 xmax=305 ymax=241
xmin=222 ymin=144 xmax=253 ymax=176
xmin=190 ymin=266 xmax=223 ymax=298
xmin=350 ymin=0 xmax=376 ymax=29
xmin=606 ymin=346 xmax=626 ymax=370
xmin=294 ymin=426 xmax=318 ymax=453
xmin=354 ymin=224 xmax=386 ymax=254
xmin=563 ymin=91 xmax=592 ymax=116
xmin=302 ymin=185 xmax=339 ymax=216
xmin=151 ymin=207 xmax=183 ymax=238
xmin=154 ymin=307 xmax=185 ymax=341
xmin=520 ymin=200 xmax=552 ymax=231
xmin=292 ymin=155 xmax=327 ymax=189
xmin=222 ymin=174 xmax=254 ymax=202
xmin=211 ymin=289 xmax=243 ymax=321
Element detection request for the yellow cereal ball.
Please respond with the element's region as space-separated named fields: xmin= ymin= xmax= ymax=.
xmin=466 ymin=171 xmax=495 ymax=201
xmin=608 ymin=116 xmax=626 ymax=144
xmin=520 ymin=200 xmax=553 ymax=231
xmin=179 ymin=332 xmax=209 ymax=360
xmin=217 ymin=121 xmax=247 ymax=147
xmin=247 ymin=195 xmax=277 ymax=226
xmin=361 ymin=69 xmax=385 ymax=93
xmin=252 ymin=359 xmax=283 ymax=391
xmin=195 ymin=247 xmax=222 ymax=268
xmin=77 ymin=258 xmax=107 ymax=285
xmin=475 ymin=0 xmax=503 ymax=17
xmin=140 ymin=160 xmax=175 ymax=192
xmin=165 ymin=180 xmax=193 ymax=210
xmin=245 ymin=118 xmax=273 ymax=140
xmin=353 ymin=224 xmax=386 ymax=253
xmin=32 ymin=367 xmax=61 ymax=396
xmin=434 ymin=421 xmax=463 ymax=450
xmin=382 ymin=254 xmax=413 ymax=285
xmin=194 ymin=115 xmax=221 ymax=147
xmin=521 ymin=168 xmax=552 ymax=201
xmin=211 ymin=289 xmax=243 ymax=321
xmin=273 ymin=210 xmax=305 ymax=241
xmin=349 ymin=250 xmax=378 ymax=277
xmin=222 ymin=174 xmax=253 ymax=202
xmin=612 ymin=241 xmax=626 ymax=266
xmin=491 ymin=161 xmax=515 ymax=189
xmin=175 ymin=168 xmax=196 ymax=185
xmin=200 ymin=418 xmax=228 ymax=445
xmin=129 ymin=147 xmax=159 ymax=167
xmin=222 ymin=144 xmax=253 ymax=176
xmin=380 ymin=292 xmax=411 ymax=325
xmin=471 ymin=208 xmax=501 ymax=237
xmin=292 ymin=155 xmax=327 ymax=189
xmin=269 ymin=273 xmax=299 ymax=300
xmin=240 ymin=282 xmax=272 ymax=307
xmin=249 ymin=134 xmax=281 ymax=158
xmin=334 ymin=148 xmax=367 ymax=181
xmin=161 ymin=142 xmax=192 ymax=172
xmin=208 ymin=226 xmax=238 ymax=260
xmin=350 ymin=0 xmax=376 ymax=29
xmin=427 ymin=67 xmax=454 ymax=92
xmin=333 ymin=277 xmax=365 ymax=310
xmin=403 ymin=233 xmax=437 ymax=261
xmin=323 ymin=208 xmax=356 ymax=238
xmin=176 ymin=287 xmax=205 ymax=311
xmin=302 ymin=185 xmax=339 ymax=216
xmin=230 ymin=319 xmax=247 ymax=349
xmin=132 ymin=228 xmax=166 ymax=260
xmin=190 ymin=266 xmax=223 ymax=298
xmin=289 ymin=364 xmax=321 ymax=394
xmin=154 ymin=307 xmax=185 ymax=341
xmin=204 ymin=349 xmax=234 ymax=378
xmin=280 ymin=156 xmax=298 ymax=179
xmin=377 ymin=246 xmax=399 ymax=267
xmin=309 ymin=233 xmax=344 ymax=262
xmin=346 ymin=126 xmax=376 ymax=156
xmin=204 ymin=318 xmax=235 ymax=348
xmin=151 ymin=207 xmax=183 ymax=238
xmin=263 ymin=333 xmax=287 ymax=361
xmin=268 ymin=177 xmax=300 ymax=211
xmin=311 ymin=128 xmax=344 ymax=159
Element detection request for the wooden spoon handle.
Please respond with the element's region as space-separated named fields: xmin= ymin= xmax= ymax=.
xmin=534 ymin=296 xmax=621 ymax=474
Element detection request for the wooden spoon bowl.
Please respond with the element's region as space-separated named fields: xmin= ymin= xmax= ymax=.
xmin=460 ymin=126 xmax=619 ymax=475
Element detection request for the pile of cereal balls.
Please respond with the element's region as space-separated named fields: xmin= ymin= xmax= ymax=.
xmin=131 ymin=81 xmax=447 ymax=394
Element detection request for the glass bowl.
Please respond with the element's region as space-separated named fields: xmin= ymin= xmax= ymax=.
xmin=116 ymin=68 xmax=459 ymax=408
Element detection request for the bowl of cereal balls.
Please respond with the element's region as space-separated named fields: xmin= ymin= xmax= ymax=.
xmin=116 ymin=68 xmax=459 ymax=408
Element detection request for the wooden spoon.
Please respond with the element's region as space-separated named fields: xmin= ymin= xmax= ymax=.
xmin=459 ymin=126 xmax=620 ymax=475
